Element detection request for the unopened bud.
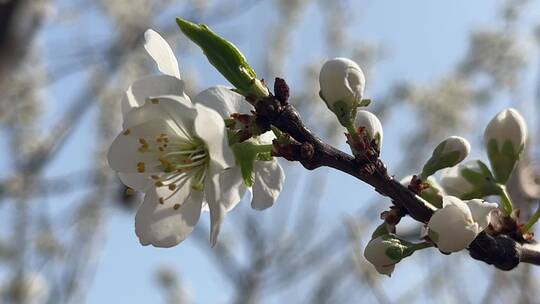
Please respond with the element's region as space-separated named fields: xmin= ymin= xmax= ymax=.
xmin=484 ymin=108 xmax=527 ymax=184
xmin=354 ymin=110 xmax=383 ymax=151
xmin=319 ymin=57 xmax=367 ymax=128
xmin=421 ymin=136 xmax=470 ymax=179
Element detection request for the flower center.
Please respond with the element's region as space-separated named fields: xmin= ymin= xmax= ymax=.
xmin=134 ymin=131 xmax=209 ymax=203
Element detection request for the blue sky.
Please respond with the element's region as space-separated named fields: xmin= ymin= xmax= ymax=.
xmin=30 ymin=0 xmax=540 ymax=303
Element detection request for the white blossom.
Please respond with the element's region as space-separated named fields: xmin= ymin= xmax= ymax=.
xmin=108 ymin=29 xmax=238 ymax=247
xmin=319 ymin=57 xmax=366 ymax=108
xmin=427 ymin=196 xmax=498 ymax=253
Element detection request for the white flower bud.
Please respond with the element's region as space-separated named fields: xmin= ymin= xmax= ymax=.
xmin=484 ymin=108 xmax=528 ymax=183
xmin=440 ymin=160 xmax=497 ymax=199
xmin=421 ymin=136 xmax=470 ymax=179
xmin=427 ymin=196 xmax=498 ymax=253
xmin=319 ymin=57 xmax=366 ymax=106
xmin=354 ymin=110 xmax=383 ymax=149
xmin=363 ymin=235 xmax=404 ymax=277
xmin=319 ymin=57 xmax=366 ymax=127
xmin=484 ymin=108 xmax=527 ymax=153
xmin=439 ymin=136 xmax=471 ymax=161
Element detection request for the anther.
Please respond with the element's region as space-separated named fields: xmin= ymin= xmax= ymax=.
xmin=173 ymin=204 xmax=180 ymax=210
xmin=136 ymin=162 xmax=145 ymax=173
xmin=125 ymin=188 xmax=135 ymax=195
xmin=123 ymin=129 xmax=131 ymax=136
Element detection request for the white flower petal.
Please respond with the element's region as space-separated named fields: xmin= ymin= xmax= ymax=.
xmin=135 ymin=185 xmax=203 ymax=248
xmin=108 ymin=119 xmax=174 ymax=173
xmin=428 ymin=196 xmax=479 ymax=253
xmin=118 ymin=172 xmax=152 ymax=192
xmin=251 ymin=160 xmax=284 ymax=210
xmin=123 ymin=95 xmax=196 ymax=136
xmin=121 ymin=75 xmax=185 ymax=116
xmin=204 ymin=172 xmax=225 ymax=247
xmin=193 ymin=103 xmax=235 ymax=170
xmin=193 ymin=86 xmax=252 ymax=117
xmin=218 ymin=167 xmax=248 ymax=212
xmin=255 ymin=131 xmax=276 ymax=145
xmin=144 ymin=29 xmax=181 ymax=79
xmin=466 ymin=199 xmax=498 ymax=231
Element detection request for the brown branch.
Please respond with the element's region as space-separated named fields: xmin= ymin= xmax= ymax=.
xmin=252 ymin=79 xmax=540 ymax=270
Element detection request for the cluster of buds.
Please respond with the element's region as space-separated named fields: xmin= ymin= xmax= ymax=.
xmin=318 ymin=58 xmax=383 ymax=157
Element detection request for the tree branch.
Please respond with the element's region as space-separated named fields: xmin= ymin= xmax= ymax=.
xmin=253 ymin=84 xmax=540 ymax=270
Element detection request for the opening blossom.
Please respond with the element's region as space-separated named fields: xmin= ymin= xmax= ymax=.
xmin=109 ymin=29 xmax=285 ymax=248
xmin=427 ymin=196 xmax=498 ymax=253
xmin=109 ymin=30 xmax=239 ymax=247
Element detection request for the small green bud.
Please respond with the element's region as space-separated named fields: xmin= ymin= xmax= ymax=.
xmin=420 ymin=136 xmax=470 ymax=179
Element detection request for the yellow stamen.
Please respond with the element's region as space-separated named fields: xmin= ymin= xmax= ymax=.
xmin=136 ymin=162 xmax=145 ymax=173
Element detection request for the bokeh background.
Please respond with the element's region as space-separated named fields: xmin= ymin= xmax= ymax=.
xmin=0 ymin=0 xmax=539 ymax=303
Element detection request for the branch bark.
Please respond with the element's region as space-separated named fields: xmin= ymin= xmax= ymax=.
xmin=253 ymin=86 xmax=540 ymax=270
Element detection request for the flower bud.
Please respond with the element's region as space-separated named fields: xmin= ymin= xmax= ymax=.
xmin=484 ymin=108 xmax=527 ymax=184
xmin=440 ymin=160 xmax=498 ymax=199
xmin=363 ymin=235 xmax=408 ymax=277
xmin=319 ymin=57 xmax=367 ymax=128
xmin=420 ymin=136 xmax=470 ymax=179
xmin=176 ymin=18 xmax=268 ymax=97
xmin=427 ymin=196 xmax=498 ymax=253
xmin=354 ymin=110 xmax=383 ymax=150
